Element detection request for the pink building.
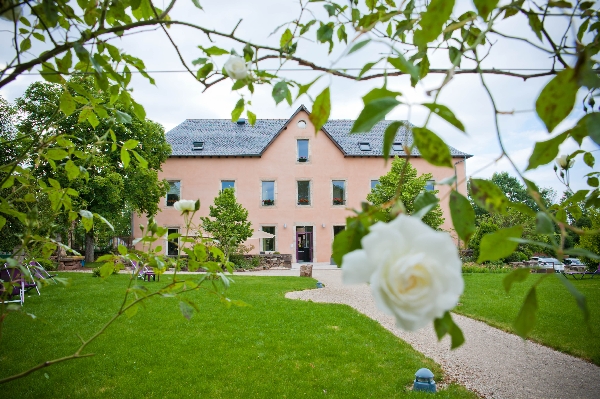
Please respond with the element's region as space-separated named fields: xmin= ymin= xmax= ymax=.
xmin=133 ymin=106 xmax=470 ymax=263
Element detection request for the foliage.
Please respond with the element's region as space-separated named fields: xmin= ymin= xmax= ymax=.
xmin=576 ymin=208 xmax=600 ymax=268
xmin=366 ymin=157 xmax=444 ymax=230
xmin=461 ymin=262 xmax=512 ymax=274
xmin=201 ymin=188 xmax=253 ymax=258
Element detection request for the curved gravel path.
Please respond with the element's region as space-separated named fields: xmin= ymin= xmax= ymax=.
xmin=279 ymin=269 xmax=600 ymax=399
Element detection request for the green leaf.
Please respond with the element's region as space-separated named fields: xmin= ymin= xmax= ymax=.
xmin=231 ymin=99 xmax=244 ymax=121
xmin=131 ymin=150 xmax=148 ymax=169
xmin=272 ymin=81 xmax=290 ymax=105
xmin=125 ymin=304 xmax=139 ymax=318
xmin=191 ymin=0 xmax=202 ymax=9
xmin=32 ymin=32 xmax=46 ymax=42
xmin=113 ymin=110 xmax=131 ymax=125
xmin=131 ymin=100 xmax=146 ymax=120
xmin=449 ymin=191 xmax=476 ymax=243
xmin=123 ymin=139 xmax=139 ymax=150
xmin=80 ymin=210 xmax=93 ymax=232
xmin=535 ymin=69 xmax=579 ymax=133
xmin=387 ymin=54 xmax=419 ymax=81
xmin=359 ymin=61 xmax=377 ymax=78
xmin=413 ymin=191 xmax=439 ymax=219
xmin=40 ymin=63 xmax=64 ymax=84
xmin=433 ymin=311 xmax=465 ymax=349
xmin=191 ymin=57 xmax=208 ymax=66
xmin=584 ymin=152 xmax=595 ymax=167
xmin=508 ymin=201 xmax=536 ymax=217
xmin=316 ymin=22 xmax=334 ymax=43
xmin=348 ymin=39 xmax=370 ymax=55
xmin=200 ymin=46 xmax=229 ymax=56
xmin=588 ymin=177 xmax=599 ymax=187
xmin=121 ymin=147 xmax=131 ymax=169
xmin=196 ymin=63 xmax=213 ymax=80
xmin=87 ymin=112 xmax=99 ymax=128
xmin=448 ymin=46 xmax=461 ymax=66
xmin=412 ymin=127 xmax=453 ymax=168
xmin=478 ymin=225 xmax=523 ymax=263
xmin=535 ymin=211 xmax=554 ymax=234
xmin=526 ymin=132 xmax=568 ymax=170
xmin=231 ymin=79 xmax=246 ymax=91
xmin=503 ymin=267 xmax=531 ymax=292
xmin=65 ymin=160 xmax=80 ymax=180
xmin=58 ymin=90 xmax=76 ymax=116
xmin=514 ymin=287 xmax=538 ymax=338
xmin=469 ymin=178 xmax=509 ymax=214
xmin=422 ymin=103 xmax=465 ymax=132
xmin=382 ymin=121 xmax=403 ymax=160
xmin=280 ymin=28 xmax=293 ymax=48
xmin=527 ymin=12 xmax=543 ymax=41
xmin=331 ymin=217 xmax=370 ymax=267
xmin=20 ymin=38 xmax=31 ymax=52
xmin=247 ymin=110 xmax=256 ymax=126
xmin=473 ymin=0 xmax=499 ymax=20
xmin=0 ymin=215 xmax=5 ymax=231
xmin=413 ymin=0 xmax=456 ymax=47
xmin=99 ymin=262 xmax=114 ymax=278
xmin=296 ymin=76 xmax=321 ymax=100
xmin=309 ymin=87 xmax=331 ymax=134
xmin=179 ymin=301 xmax=194 ymax=320
xmin=117 ymin=244 xmax=127 ymax=255
xmin=46 ymin=148 xmax=68 ymax=160
xmin=351 ymin=97 xmax=400 ymax=133
xmin=362 ymin=87 xmax=401 ymax=105
xmin=337 ymin=25 xmax=347 ymax=43
xmin=95 ymin=214 xmax=114 ymax=231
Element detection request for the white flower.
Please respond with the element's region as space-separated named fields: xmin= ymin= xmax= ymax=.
xmin=173 ymin=199 xmax=196 ymax=213
xmin=224 ymin=56 xmax=249 ymax=80
xmin=342 ymin=215 xmax=464 ymax=331
xmin=555 ymin=155 xmax=575 ymax=170
xmin=1 ymin=1 xmax=22 ymax=21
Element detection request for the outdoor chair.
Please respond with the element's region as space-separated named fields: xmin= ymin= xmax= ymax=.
xmin=581 ymin=265 xmax=600 ymax=280
xmin=130 ymin=260 xmax=158 ymax=282
xmin=28 ymin=261 xmax=58 ymax=286
xmin=561 ymin=269 xmax=586 ymax=280
xmin=0 ymin=264 xmax=37 ymax=305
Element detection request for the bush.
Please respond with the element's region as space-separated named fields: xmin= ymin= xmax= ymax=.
xmin=91 ymin=265 xmax=120 ymax=277
xmin=462 ymin=262 xmax=512 ymax=273
xmin=35 ymin=258 xmax=57 ymax=271
xmin=229 ymin=254 xmax=262 ymax=269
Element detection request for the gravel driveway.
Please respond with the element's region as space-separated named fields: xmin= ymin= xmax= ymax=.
xmin=275 ymin=268 xmax=600 ymax=399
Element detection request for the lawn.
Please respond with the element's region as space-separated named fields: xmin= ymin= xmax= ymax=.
xmin=1 ymin=273 xmax=476 ymax=398
xmin=455 ymin=273 xmax=600 ymax=365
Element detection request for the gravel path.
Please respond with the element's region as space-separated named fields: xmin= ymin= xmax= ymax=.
xmin=277 ymin=269 xmax=600 ymax=399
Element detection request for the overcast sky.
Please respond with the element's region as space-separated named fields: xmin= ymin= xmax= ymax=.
xmin=1 ymin=0 xmax=596 ymax=199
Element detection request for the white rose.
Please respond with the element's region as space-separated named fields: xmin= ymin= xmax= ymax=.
xmin=224 ymin=56 xmax=249 ymax=80
xmin=555 ymin=155 xmax=575 ymax=170
xmin=342 ymin=214 xmax=464 ymax=331
xmin=173 ymin=199 xmax=196 ymax=213
xmin=1 ymin=1 xmax=22 ymax=21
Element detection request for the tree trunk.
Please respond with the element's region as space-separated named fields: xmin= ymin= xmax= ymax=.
xmin=85 ymin=229 xmax=95 ymax=263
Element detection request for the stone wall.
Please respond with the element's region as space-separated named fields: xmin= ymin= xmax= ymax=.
xmin=240 ymin=253 xmax=292 ymax=269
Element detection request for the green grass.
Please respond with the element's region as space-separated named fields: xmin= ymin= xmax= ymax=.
xmin=455 ymin=273 xmax=600 ymax=365
xmin=1 ymin=273 xmax=476 ymax=398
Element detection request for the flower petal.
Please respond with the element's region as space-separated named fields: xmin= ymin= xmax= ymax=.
xmin=341 ymin=250 xmax=374 ymax=285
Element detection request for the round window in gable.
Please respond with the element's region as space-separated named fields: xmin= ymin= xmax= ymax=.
xmin=297 ymin=120 xmax=307 ymax=129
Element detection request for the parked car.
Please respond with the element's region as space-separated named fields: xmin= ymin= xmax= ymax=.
xmin=564 ymin=258 xmax=584 ymax=266
xmin=538 ymin=257 xmax=565 ymax=272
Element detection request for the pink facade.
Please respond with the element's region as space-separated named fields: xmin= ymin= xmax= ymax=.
xmin=133 ymin=108 xmax=469 ymax=263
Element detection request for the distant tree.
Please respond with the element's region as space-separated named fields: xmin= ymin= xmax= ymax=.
xmin=201 ymin=188 xmax=253 ymax=258
xmin=16 ymin=80 xmax=171 ymax=262
xmin=367 ymin=157 xmax=444 ymax=230
xmin=470 ymin=172 xmax=555 ymax=219
xmin=576 ymin=208 xmax=600 ymax=269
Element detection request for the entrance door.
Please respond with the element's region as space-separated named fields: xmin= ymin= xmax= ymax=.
xmin=296 ymin=232 xmax=313 ymax=262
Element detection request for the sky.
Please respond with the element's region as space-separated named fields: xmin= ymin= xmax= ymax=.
xmin=0 ymin=0 xmax=597 ymax=200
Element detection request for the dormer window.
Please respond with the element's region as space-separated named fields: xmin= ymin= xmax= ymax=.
xmin=359 ymin=142 xmax=371 ymax=151
xmin=392 ymin=142 xmax=403 ymax=151
xmin=192 ymin=141 xmax=204 ymax=151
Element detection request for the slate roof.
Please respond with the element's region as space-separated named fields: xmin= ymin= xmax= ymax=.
xmin=167 ymin=105 xmax=472 ymax=158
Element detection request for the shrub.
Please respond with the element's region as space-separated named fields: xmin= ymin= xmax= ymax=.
xmin=36 ymin=258 xmax=57 ymax=271
xmin=462 ymin=262 xmax=512 ymax=273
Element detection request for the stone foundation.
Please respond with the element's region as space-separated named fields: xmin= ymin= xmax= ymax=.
xmin=239 ymin=253 xmax=292 ymax=269
xmin=53 ymin=256 xmax=85 ymax=270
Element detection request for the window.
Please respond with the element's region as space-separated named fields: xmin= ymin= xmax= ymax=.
xmin=297 ymin=139 xmax=309 ymax=162
xmin=262 ymin=226 xmax=275 ymax=252
xmin=359 ymin=142 xmax=371 ymax=151
xmin=297 ymin=181 xmax=310 ymax=205
xmin=333 ymin=225 xmax=345 ymax=236
xmin=192 ymin=141 xmax=204 ymax=151
xmin=167 ymin=228 xmax=179 ymax=256
xmin=425 ymin=180 xmax=435 ymax=191
xmin=297 ymin=120 xmax=307 ymax=129
xmin=332 ymin=180 xmax=346 ymax=205
xmin=371 ymin=180 xmax=379 ymax=190
xmin=221 ymin=180 xmax=235 ymax=191
xmin=262 ymin=181 xmax=275 ymax=206
xmin=166 ymin=181 xmax=180 ymax=207
xmin=392 ymin=142 xmax=403 ymax=151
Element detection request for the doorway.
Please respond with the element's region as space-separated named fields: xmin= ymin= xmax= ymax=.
xmin=296 ymin=226 xmax=313 ymax=262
